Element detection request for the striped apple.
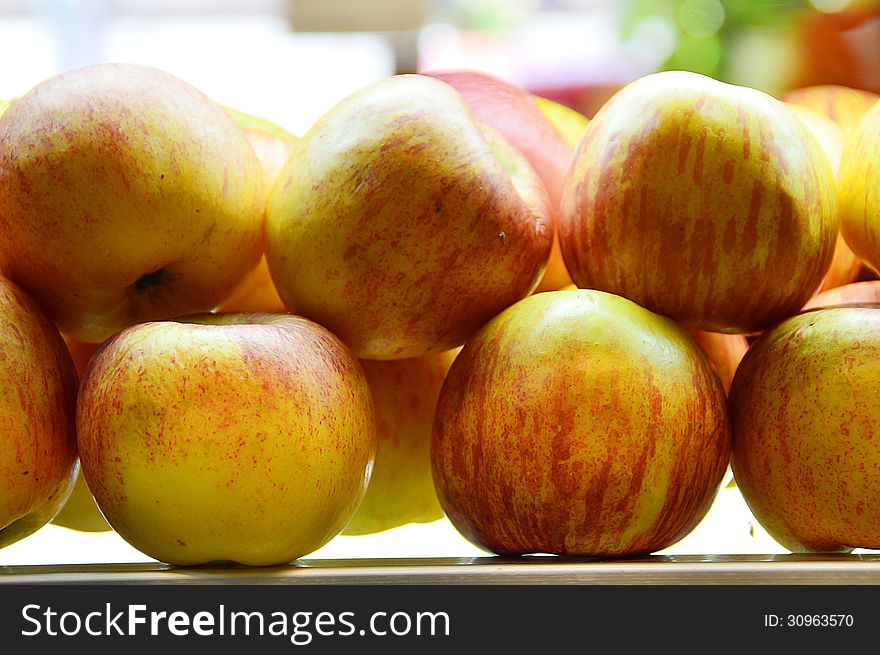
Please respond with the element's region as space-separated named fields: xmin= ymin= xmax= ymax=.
xmin=424 ymin=70 xmax=581 ymax=291
xmin=730 ymin=307 xmax=880 ymax=552
xmin=782 ymin=84 xmax=879 ymax=136
xmin=432 ymin=289 xmax=730 ymax=557
xmin=560 ymin=71 xmax=838 ymax=334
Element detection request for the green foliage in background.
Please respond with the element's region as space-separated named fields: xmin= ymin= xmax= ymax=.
xmin=620 ymin=0 xmax=818 ymax=81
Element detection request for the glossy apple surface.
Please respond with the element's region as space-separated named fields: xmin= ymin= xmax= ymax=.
xmin=561 ymin=71 xmax=838 ymax=334
xmin=730 ymin=307 xmax=880 ymax=552
xmin=432 ymin=289 xmax=730 ymax=557
xmin=685 ymin=328 xmax=749 ymax=395
xmin=425 ymin=70 xmax=579 ymax=292
xmin=266 ymin=74 xmax=553 ymax=360
xmin=782 ymin=84 xmax=879 ymax=135
xmin=785 ymin=102 xmax=861 ymax=292
xmin=0 ymin=63 xmax=264 ymax=343
xmin=838 ymin=101 xmax=880 ymax=276
xmin=77 ymin=314 xmax=376 ymax=566
xmin=0 ymin=277 xmax=78 ymax=548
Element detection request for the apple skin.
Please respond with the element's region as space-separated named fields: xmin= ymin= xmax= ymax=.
xmin=266 ymin=74 xmax=553 ymax=360
xmin=343 ymin=350 xmax=457 ymax=535
xmin=432 ymin=289 xmax=730 ymax=557
xmin=837 ymin=101 xmax=880 ymax=277
xmin=730 ymin=307 xmax=880 ymax=552
xmin=684 ymin=328 xmax=749 ymax=395
xmin=785 ymin=102 xmax=861 ymax=293
xmin=76 ymin=314 xmax=376 ymax=566
xmin=782 ymin=84 xmax=879 ymax=135
xmin=0 ymin=63 xmax=265 ymax=344
xmin=560 ymin=70 xmax=838 ymax=335
xmin=216 ymin=109 xmax=299 ymax=315
xmin=425 ymin=70 xmax=578 ymax=292
xmin=803 ymin=280 xmax=880 ymax=310
xmin=0 ymin=277 xmax=79 ymax=549
xmin=49 ymin=335 xmax=111 ymax=533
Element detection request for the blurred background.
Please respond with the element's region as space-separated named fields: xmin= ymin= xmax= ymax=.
xmin=1 ymin=0 xmax=878 ymax=136
xmin=1 ymin=0 xmax=878 ymax=566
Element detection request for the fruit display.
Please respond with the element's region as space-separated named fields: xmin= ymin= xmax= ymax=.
xmin=1 ymin=57 xmax=878 ymax=567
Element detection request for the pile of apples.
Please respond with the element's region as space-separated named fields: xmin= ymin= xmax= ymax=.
xmin=1 ymin=61 xmax=879 ymax=566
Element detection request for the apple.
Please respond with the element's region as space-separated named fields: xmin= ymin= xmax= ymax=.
xmin=784 ymin=102 xmax=861 ymax=293
xmin=432 ymin=289 xmax=730 ymax=557
xmin=730 ymin=307 xmax=880 ymax=551
xmin=215 ymin=108 xmax=298 ymax=316
xmin=76 ymin=314 xmax=376 ymax=566
xmin=534 ymin=95 xmax=590 ymax=148
xmin=560 ymin=70 xmax=838 ymax=335
xmin=684 ymin=328 xmax=749 ymax=395
xmin=266 ymin=74 xmax=553 ymax=360
xmin=782 ymin=84 xmax=879 ymax=135
xmin=0 ymin=98 xmax=7 ymax=114
xmin=48 ymin=335 xmax=111 ymax=533
xmin=0 ymin=63 xmax=265 ymax=344
xmin=803 ymin=280 xmax=880 ymax=310
xmin=424 ymin=70 xmax=578 ymax=292
xmin=0 ymin=277 xmax=78 ymax=549
xmin=343 ymin=350 xmax=457 ymax=535
xmin=837 ymin=101 xmax=880 ymax=276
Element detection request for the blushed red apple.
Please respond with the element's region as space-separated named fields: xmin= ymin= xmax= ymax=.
xmin=0 ymin=277 xmax=78 ymax=548
xmin=266 ymin=74 xmax=553 ymax=360
xmin=424 ymin=69 xmax=578 ymax=292
xmin=432 ymin=289 xmax=730 ymax=557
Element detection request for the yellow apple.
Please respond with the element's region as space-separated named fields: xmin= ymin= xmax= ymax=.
xmin=432 ymin=289 xmax=730 ymax=556
xmin=838 ymin=101 xmax=880 ymax=276
xmin=0 ymin=63 xmax=265 ymax=344
xmin=343 ymin=350 xmax=456 ymax=535
xmin=534 ymin=95 xmax=590 ymax=149
xmin=77 ymin=314 xmax=376 ymax=566
xmin=785 ymin=102 xmax=862 ymax=293
xmin=266 ymin=74 xmax=553 ymax=360
xmin=782 ymin=84 xmax=879 ymax=135
xmin=214 ymin=109 xmax=297 ymax=316
xmin=0 ymin=277 xmax=78 ymax=549
xmin=561 ymin=70 xmax=838 ymax=334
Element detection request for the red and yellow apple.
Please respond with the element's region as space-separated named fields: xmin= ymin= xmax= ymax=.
xmin=0 ymin=277 xmax=78 ymax=548
xmin=730 ymin=307 xmax=880 ymax=552
xmin=803 ymin=280 xmax=880 ymax=310
xmin=266 ymin=74 xmax=553 ymax=360
xmin=560 ymin=70 xmax=838 ymax=334
xmin=782 ymin=84 xmax=879 ymax=135
xmin=432 ymin=289 xmax=730 ymax=557
xmin=77 ymin=314 xmax=376 ymax=566
xmin=0 ymin=63 xmax=265 ymax=344
xmin=784 ymin=102 xmax=861 ymax=293
xmin=343 ymin=350 xmax=457 ymax=535
xmin=424 ymin=70 xmax=580 ymax=292
xmin=685 ymin=328 xmax=749 ymax=395
xmin=216 ymin=108 xmax=299 ymax=315
xmin=837 ymin=101 xmax=880 ymax=276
